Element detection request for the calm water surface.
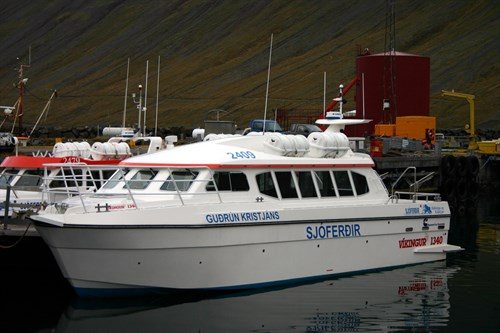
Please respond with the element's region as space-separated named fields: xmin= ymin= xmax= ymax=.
xmin=1 ymin=194 xmax=498 ymax=333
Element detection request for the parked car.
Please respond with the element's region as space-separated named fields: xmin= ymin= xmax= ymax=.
xmin=287 ymin=123 xmax=322 ymax=136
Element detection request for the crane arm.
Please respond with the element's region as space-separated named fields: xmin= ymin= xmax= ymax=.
xmin=441 ymin=90 xmax=475 ymax=100
xmin=440 ymin=89 xmax=476 ymax=139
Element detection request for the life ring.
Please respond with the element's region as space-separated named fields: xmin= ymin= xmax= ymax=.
xmin=466 ymin=156 xmax=480 ymax=176
xmin=467 ymin=180 xmax=479 ymax=200
xmin=457 ymin=156 xmax=468 ymax=177
xmin=440 ymin=155 xmax=456 ymax=178
xmin=464 ymin=198 xmax=477 ymax=216
xmin=457 ymin=179 xmax=468 ymax=200
xmin=440 ymin=178 xmax=456 ymax=197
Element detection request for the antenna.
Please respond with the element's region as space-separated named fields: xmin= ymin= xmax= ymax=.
xmin=122 ymin=58 xmax=130 ymax=128
xmin=338 ymin=84 xmax=344 ymax=114
xmin=155 ymin=56 xmax=160 ymax=136
xmin=134 ymin=84 xmax=143 ymax=133
xmin=362 ymin=72 xmax=365 ymax=119
xmin=262 ymin=33 xmax=273 ymax=134
xmin=143 ymin=60 xmax=149 ymax=136
xmin=323 ymin=72 xmax=327 ymax=117
xmin=273 ymin=108 xmax=277 ymax=132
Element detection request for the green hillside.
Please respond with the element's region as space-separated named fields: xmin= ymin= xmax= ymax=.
xmin=0 ymin=0 xmax=498 ymax=131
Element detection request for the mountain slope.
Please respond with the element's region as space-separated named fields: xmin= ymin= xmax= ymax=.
xmin=0 ymin=0 xmax=498 ymax=130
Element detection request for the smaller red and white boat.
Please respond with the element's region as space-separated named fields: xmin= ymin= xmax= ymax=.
xmin=0 ymin=137 xmax=170 ymax=217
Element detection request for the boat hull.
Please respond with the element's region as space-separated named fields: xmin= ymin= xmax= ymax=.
xmin=35 ymin=214 xmax=453 ymax=297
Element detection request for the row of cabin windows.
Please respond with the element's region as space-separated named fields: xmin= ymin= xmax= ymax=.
xmin=98 ymin=168 xmax=368 ymax=198
xmin=206 ymin=172 xmax=249 ymax=191
xmin=101 ymin=169 xmax=248 ymax=192
xmin=256 ymin=170 xmax=369 ymax=199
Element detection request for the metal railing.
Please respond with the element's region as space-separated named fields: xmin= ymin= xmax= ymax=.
xmin=389 ymin=167 xmax=440 ymax=203
xmin=41 ymin=164 xmax=224 ymax=213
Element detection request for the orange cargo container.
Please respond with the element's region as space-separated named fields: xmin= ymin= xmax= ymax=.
xmin=395 ymin=116 xmax=436 ymax=141
xmin=374 ymin=124 xmax=396 ymax=137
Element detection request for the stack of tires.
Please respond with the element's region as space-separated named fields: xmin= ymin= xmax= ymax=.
xmin=439 ymin=155 xmax=480 ymax=216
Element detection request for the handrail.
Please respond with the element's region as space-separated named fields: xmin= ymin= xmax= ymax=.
xmin=121 ymin=167 xmax=138 ymax=209
xmin=389 ymin=167 xmax=441 ymax=203
xmin=393 ymin=191 xmax=441 ymax=203
xmin=390 ymin=166 xmax=416 ymax=197
xmin=411 ymin=171 xmax=436 ymax=193
xmin=41 ymin=164 xmax=224 ymax=213
xmin=68 ymin=165 xmax=87 ymax=213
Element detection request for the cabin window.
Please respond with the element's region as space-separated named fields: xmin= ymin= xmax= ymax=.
xmin=333 ymin=171 xmax=354 ymax=196
xmin=256 ymin=172 xmax=278 ymax=198
xmin=351 ymin=172 xmax=369 ymax=195
xmin=125 ymin=169 xmax=158 ymax=190
xmin=14 ymin=169 xmax=44 ymax=189
xmin=0 ymin=169 xmax=19 ymax=189
xmin=103 ymin=169 xmax=129 ymax=189
xmin=49 ymin=169 xmax=83 ymax=188
xmin=313 ymin=171 xmax=336 ymax=197
xmin=275 ymin=171 xmax=299 ymax=199
xmin=295 ymin=171 xmax=317 ymax=198
xmin=160 ymin=170 xmax=199 ymax=191
xmin=206 ymin=172 xmax=249 ymax=192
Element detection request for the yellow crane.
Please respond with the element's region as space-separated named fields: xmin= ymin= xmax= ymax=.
xmin=441 ymin=90 xmax=477 ymax=150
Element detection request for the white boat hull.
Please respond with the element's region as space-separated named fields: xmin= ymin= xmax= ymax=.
xmin=34 ymin=207 xmax=455 ymax=296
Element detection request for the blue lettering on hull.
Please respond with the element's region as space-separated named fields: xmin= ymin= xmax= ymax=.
xmin=306 ymin=224 xmax=361 ymax=239
xmin=205 ymin=211 xmax=280 ymax=224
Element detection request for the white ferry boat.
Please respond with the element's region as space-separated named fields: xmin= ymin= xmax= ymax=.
xmin=31 ymin=113 xmax=462 ymax=297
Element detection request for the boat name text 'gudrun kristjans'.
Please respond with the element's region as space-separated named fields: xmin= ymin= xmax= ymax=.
xmin=306 ymin=224 xmax=361 ymax=239
xmin=205 ymin=211 xmax=280 ymax=223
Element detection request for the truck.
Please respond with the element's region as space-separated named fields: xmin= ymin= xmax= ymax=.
xmin=246 ymin=119 xmax=283 ymax=133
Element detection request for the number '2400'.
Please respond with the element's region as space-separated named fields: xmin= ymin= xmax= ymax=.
xmin=227 ymin=151 xmax=256 ymax=159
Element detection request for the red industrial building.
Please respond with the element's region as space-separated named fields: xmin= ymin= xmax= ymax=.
xmin=347 ymin=51 xmax=430 ymax=137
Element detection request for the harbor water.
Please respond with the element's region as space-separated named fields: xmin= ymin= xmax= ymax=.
xmin=1 ymin=192 xmax=498 ymax=333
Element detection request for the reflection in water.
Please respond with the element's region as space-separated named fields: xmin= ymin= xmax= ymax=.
xmin=56 ymin=262 xmax=459 ymax=332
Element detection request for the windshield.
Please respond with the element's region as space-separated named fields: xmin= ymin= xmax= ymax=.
xmin=254 ymin=121 xmax=282 ymax=132
xmin=102 ymin=169 xmax=130 ymax=189
xmin=0 ymin=169 xmax=19 ymax=189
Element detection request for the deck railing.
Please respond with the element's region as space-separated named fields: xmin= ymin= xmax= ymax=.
xmin=389 ymin=167 xmax=440 ymax=203
xmin=41 ymin=164 xmax=223 ymax=213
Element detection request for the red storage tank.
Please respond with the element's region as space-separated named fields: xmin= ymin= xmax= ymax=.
xmin=348 ymin=51 xmax=430 ymax=137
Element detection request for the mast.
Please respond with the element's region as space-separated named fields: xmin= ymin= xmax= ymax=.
xmin=263 ymin=33 xmax=273 ymax=134
xmin=155 ymin=56 xmax=160 ymax=136
xmin=143 ymin=60 xmax=149 ymax=136
xmin=122 ymin=58 xmax=130 ymax=128
xmin=16 ymin=46 xmax=31 ymax=134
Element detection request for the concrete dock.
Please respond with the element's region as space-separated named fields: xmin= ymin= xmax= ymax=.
xmin=1 ymin=219 xmax=38 ymax=238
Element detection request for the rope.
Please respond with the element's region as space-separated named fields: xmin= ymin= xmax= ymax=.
xmin=0 ymin=221 xmax=32 ymax=249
